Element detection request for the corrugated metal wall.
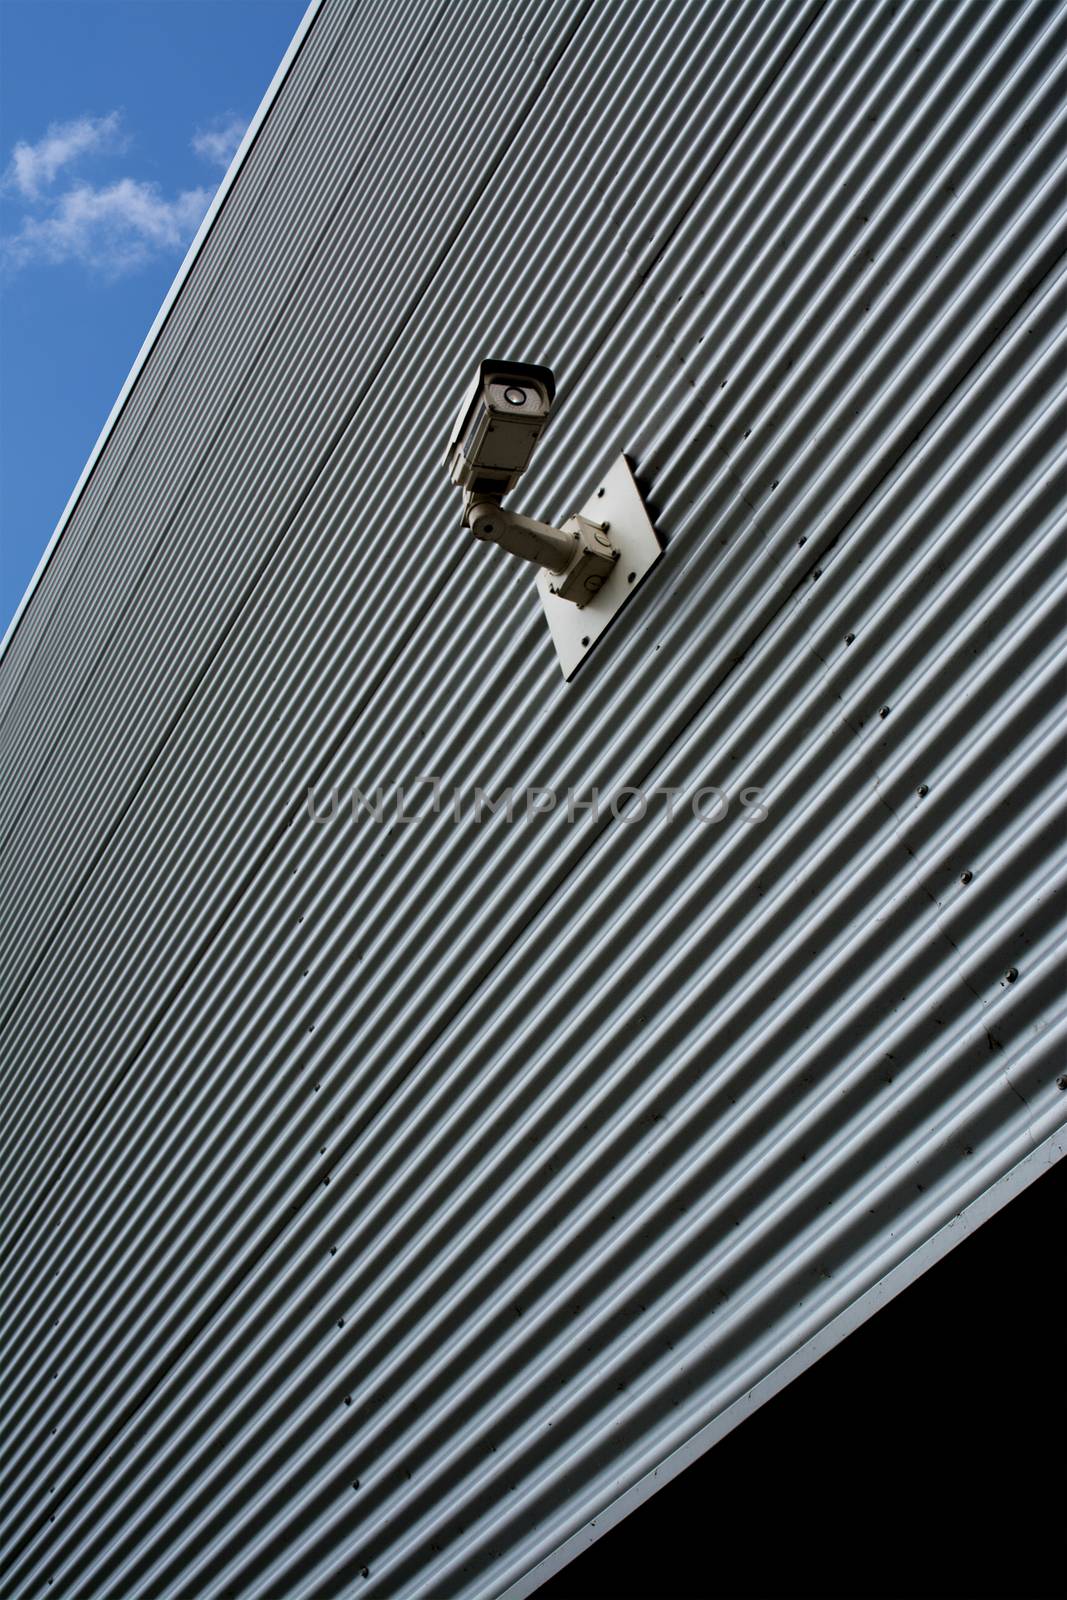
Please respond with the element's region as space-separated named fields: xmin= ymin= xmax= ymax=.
xmin=1 ymin=0 xmax=1064 ymax=1594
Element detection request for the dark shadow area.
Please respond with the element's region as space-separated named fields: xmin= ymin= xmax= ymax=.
xmin=536 ymin=1157 xmax=1065 ymax=1600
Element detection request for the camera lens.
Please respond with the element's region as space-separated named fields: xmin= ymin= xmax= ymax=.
xmin=504 ymin=386 xmax=527 ymax=406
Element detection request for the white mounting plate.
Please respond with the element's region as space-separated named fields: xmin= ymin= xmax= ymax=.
xmin=536 ymin=454 xmax=662 ymax=680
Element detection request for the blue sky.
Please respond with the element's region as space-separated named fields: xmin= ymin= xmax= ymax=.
xmin=0 ymin=0 xmax=307 ymax=640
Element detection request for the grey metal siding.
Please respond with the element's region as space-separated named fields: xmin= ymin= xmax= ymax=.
xmin=1 ymin=1 xmax=1065 ymax=1596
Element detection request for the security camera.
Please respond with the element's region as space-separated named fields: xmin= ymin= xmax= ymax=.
xmin=444 ymin=358 xmax=556 ymax=500
xmin=443 ymin=359 xmax=663 ymax=675
xmin=445 ymin=357 xmax=618 ymax=605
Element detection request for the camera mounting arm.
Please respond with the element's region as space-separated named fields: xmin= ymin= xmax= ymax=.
xmin=463 ymin=495 xmax=576 ymax=571
xmin=463 ymin=493 xmax=619 ymax=605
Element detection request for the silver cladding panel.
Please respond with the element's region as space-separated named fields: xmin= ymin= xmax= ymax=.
xmin=1 ymin=1 xmax=1065 ymax=1596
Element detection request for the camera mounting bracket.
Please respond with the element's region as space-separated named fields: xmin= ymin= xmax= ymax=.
xmin=465 ymin=497 xmax=621 ymax=603
xmin=535 ymin=454 xmax=662 ymax=679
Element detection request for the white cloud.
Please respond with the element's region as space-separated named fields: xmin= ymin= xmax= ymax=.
xmin=3 ymin=178 xmax=212 ymax=276
xmin=6 ymin=112 xmax=124 ymax=199
xmin=192 ymin=113 xmax=247 ymax=170
xmin=2 ymin=109 xmax=217 ymax=278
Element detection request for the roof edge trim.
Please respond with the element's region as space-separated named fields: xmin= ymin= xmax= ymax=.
xmin=500 ymin=1128 xmax=1067 ymax=1600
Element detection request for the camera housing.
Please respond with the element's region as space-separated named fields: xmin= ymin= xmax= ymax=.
xmin=445 ymin=358 xmax=555 ymax=500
